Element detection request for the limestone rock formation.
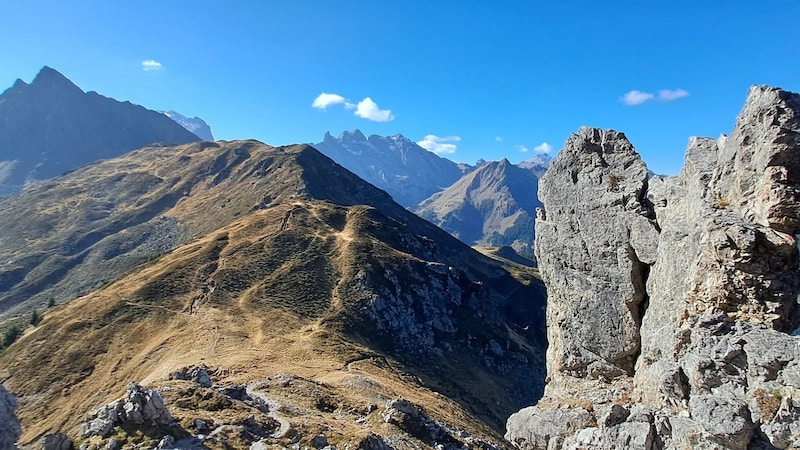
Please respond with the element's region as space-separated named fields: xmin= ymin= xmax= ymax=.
xmin=507 ymin=86 xmax=800 ymax=449
xmin=534 ymin=127 xmax=658 ymax=380
xmin=82 ymin=382 xmax=175 ymax=438
xmin=0 ymin=383 xmax=21 ymax=449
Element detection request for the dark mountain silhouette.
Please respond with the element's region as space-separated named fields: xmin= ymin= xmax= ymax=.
xmin=0 ymin=66 xmax=200 ymax=196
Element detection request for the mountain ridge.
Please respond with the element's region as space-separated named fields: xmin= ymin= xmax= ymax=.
xmin=416 ymin=159 xmax=542 ymax=255
xmin=0 ymin=138 xmax=546 ymax=448
xmin=313 ymin=130 xmax=471 ymax=208
xmin=0 ymin=66 xmax=201 ymax=196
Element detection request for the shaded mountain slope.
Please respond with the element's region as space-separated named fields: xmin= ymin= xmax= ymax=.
xmin=0 ymin=140 xmax=546 ymax=448
xmin=313 ymin=130 xmax=471 ymax=208
xmin=0 ymin=139 xmax=409 ymax=326
xmin=0 ymin=66 xmax=200 ymax=196
xmin=416 ymin=159 xmax=542 ymax=255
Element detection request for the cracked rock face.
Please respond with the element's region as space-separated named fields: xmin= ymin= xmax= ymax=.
xmin=534 ymin=127 xmax=658 ymax=379
xmin=507 ymin=86 xmax=800 ymax=450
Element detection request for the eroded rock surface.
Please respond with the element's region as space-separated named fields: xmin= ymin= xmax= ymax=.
xmin=82 ymin=382 xmax=175 ymax=439
xmin=507 ymin=86 xmax=800 ymax=449
xmin=534 ymin=127 xmax=658 ymax=380
xmin=0 ymin=383 xmax=21 ymax=449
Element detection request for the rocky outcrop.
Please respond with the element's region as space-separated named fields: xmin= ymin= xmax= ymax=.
xmin=82 ymin=382 xmax=175 ymax=438
xmin=534 ymin=127 xmax=659 ymax=380
xmin=0 ymin=383 xmax=21 ymax=449
xmin=507 ymin=86 xmax=800 ymax=449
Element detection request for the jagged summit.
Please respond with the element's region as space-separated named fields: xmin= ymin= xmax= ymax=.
xmin=518 ymin=153 xmax=553 ymax=178
xmin=0 ymin=66 xmax=200 ymax=196
xmin=340 ymin=128 xmax=367 ymax=141
xmin=313 ymin=130 xmax=470 ymax=207
xmin=161 ymin=110 xmax=214 ymax=141
xmin=506 ymin=86 xmax=800 ymax=449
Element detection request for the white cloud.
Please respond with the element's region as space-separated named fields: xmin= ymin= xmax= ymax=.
xmin=417 ymin=135 xmax=460 ymax=154
xmin=621 ymin=88 xmax=690 ymax=105
xmin=495 ymin=136 xmax=503 ymax=142
xmin=659 ymin=88 xmax=689 ymax=101
xmin=355 ymin=97 xmax=394 ymax=122
xmin=141 ymin=60 xmax=163 ymax=71
xmin=516 ymin=145 xmax=529 ymax=153
xmin=621 ymin=90 xmax=655 ymax=106
xmin=312 ymin=92 xmax=349 ymax=109
xmin=534 ymin=142 xmax=554 ymax=153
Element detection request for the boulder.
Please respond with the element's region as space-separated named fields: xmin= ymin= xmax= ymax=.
xmin=82 ymin=381 xmax=174 ymax=438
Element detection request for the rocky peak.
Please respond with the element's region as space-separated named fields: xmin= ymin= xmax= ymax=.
xmin=313 ymin=130 xmax=468 ymax=207
xmin=340 ymin=129 xmax=367 ymax=141
xmin=712 ymin=85 xmax=800 ymax=235
xmin=534 ymin=127 xmax=658 ymax=379
xmin=507 ymin=86 xmax=800 ymax=449
xmin=161 ymin=110 xmax=214 ymax=141
xmin=0 ymin=66 xmax=201 ymax=196
xmin=28 ymin=66 xmax=84 ymax=96
xmin=416 ymin=158 xmax=542 ymax=254
xmin=518 ymin=153 xmax=554 ymax=178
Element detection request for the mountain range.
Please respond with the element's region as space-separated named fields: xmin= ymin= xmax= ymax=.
xmin=314 ymin=130 xmax=551 ymax=254
xmin=313 ymin=130 xmax=472 ymax=209
xmin=0 ymin=66 xmax=201 ymax=197
xmin=0 ymin=70 xmax=551 ymax=448
xmin=1 ymin=65 xmax=798 ymax=450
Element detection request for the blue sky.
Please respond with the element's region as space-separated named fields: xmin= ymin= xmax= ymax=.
xmin=2 ymin=1 xmax=798 ymax=174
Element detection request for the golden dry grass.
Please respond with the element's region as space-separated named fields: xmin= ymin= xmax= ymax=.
xmin=0 ymin=200 xmax=520 ymax=448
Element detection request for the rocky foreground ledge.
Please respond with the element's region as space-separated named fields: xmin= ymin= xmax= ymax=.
xmin=506 ymin=86 xmax=800 ymax=449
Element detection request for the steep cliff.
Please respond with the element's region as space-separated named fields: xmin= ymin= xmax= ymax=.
xmin=507 ymin=86 xmax=800 ymax=449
